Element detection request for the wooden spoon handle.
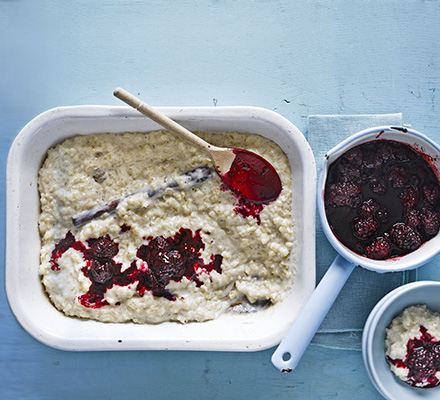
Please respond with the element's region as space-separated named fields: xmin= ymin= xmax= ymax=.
xmin=114 ymin=87 xmax=219 ymax=154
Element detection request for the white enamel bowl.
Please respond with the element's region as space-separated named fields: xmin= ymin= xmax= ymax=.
xmin=363 ymin=281 xmax=440 ymax=400
xmin=6 ymin=105 xmax=316 ymax=351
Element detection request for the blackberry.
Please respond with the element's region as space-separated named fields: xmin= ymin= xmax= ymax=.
xmin=359 ymin=199 xmax=388 ymax=222
xmin=422 ymin=183 xmax=440 ymax=206
xmin=137 ymin=236 xmax=169 ymax=262
xmin=359 ymin=199 xmax=380 ymax=218
xmin=399 ymin=186 xmax=419 ymax=209
xmin=89 ymin=259 xmax=115 ymax=285
xmin=334 ymin=162 xmax=361 ymax=184
xmin=326 ymin=182 xmax=361 ymax=207
xmin=388 ymin=164 xmax=410 ymax=188
xmin=150 ymin=249 xmax=185 ymax=279
xmin=376 ymin=141 xmax=395 ymax=163
xmin=405 ymin=208 xmax=422 ymax=230
xmin=366 ymin=237 xmax=391 ymax=260
xmin=342 ymin=146 xmax=363 ymax=166
xmin=87 ymin=235 xmax=119 ymax=259
xmin=390 ymin=223 xmax=422 ymax=251
xmin=137 ymin=269 xmax=174 ymax=299
xmin=352 ymin=217 xmax=379 ymax=239
xmin=363 ymin=169 xmax=387 ymax=194
xmin=420 ymin=208 xmax=440 ymax=237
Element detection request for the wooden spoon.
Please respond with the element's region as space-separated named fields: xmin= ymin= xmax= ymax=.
xmin=113 ymin=87 xmax=282 ymax=203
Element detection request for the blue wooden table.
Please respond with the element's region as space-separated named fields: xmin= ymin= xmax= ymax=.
xmin=2 ymin=1 xmax=440 ymax=399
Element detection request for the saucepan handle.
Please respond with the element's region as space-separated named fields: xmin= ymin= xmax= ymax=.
xmin=271 ymin=254 xmax=355 ymax=372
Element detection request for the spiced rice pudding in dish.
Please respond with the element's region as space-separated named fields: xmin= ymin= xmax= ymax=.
xmin=38 ymin=130 xmax=294 ymax=324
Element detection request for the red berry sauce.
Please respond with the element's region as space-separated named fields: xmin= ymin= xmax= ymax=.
xmin=119 ymin=223 xmax=131 ymax=233
xmin=324 ymin=140 xmax=440 ymax=259
xmin=50 ymin=231 xmax=86 ymax=270
xmin=220 ymin=149 xmax=282 ymax=203
xmin=50 ymin=228 xmax=223 ymax=308
xmin=387 ymin=325 xmax=440 ymax=388
xmin=219 ymin=149 xmax=282 ymax=224
xmin=135 ymin=228 xmax=222 ymax=300
xmin=233 ymin=197 xmax=265 ymax=225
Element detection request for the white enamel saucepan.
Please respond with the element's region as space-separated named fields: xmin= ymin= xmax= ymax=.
xmin=272 ymin=126 xmax=440 ymax=372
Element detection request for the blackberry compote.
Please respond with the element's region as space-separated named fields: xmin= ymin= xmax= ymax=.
xmin=324 ymin=140 xmax=440 ymax=260
xmin=50 ymin=228 xmax=223 ymax=308
xmin=387 ymin=325 xmax=440 ymax=388
xmin=386 ymin=305 xmax=440 ymax=388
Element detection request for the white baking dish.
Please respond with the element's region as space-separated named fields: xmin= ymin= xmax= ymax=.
xmin=6 ymin=105 xmax=316 ymax=351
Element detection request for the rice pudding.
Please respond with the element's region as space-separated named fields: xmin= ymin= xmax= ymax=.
xmin=385 ymin=304 xmax=440 ymax=388
xmin=38 ymin=130 xmax=294 ymax=324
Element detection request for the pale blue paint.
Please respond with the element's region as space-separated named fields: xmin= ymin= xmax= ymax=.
xmin=1 ymin=1 xmax=440 ymax=399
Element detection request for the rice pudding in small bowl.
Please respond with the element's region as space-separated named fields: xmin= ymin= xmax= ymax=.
xmin=363 ymin=281 xmax=440 ymax=400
